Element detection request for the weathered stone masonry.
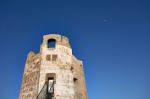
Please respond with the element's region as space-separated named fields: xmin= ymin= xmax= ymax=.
xmin=19 ymin=34 xmax=88 ymax=99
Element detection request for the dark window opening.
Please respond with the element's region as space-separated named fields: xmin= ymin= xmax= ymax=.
xmin=73 ymin=78 xmax=78 ymax=83
xmin=52 ymin=54 xmax=57 ymax=62
xmin=46 ymin=55 xmax=51 ymax=61
xmin=71 ymin=66 xmax=74 ymax=71
xmin=48 ymin=77 xmax=54 ymax=80
xmin=48 ymin=39 xmax=56 ymax=48
xmin=46 ymin=73 xmax=56 ymax=81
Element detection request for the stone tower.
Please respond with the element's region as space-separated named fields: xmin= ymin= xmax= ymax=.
xmin=19 ymin=34 xmax=88 ymax=99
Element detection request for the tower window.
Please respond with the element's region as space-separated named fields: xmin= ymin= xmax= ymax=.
xmin=71 ymin=66 xmax=73 ymax=71
xmin=46 ymin=55 xmax=51 ymax=61
xmin=48 ymin=39 xmax=56 ymax=48
xmin=52 ymin=54 xmax=57 ymax=62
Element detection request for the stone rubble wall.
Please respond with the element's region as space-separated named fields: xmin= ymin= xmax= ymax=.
xmin=72 ymin=56 xmax=88 ymax=99
xmin=19 ymin=52 xmax=40 ymax=99
xmin=19 ymin=34 xmax=88 ymax=99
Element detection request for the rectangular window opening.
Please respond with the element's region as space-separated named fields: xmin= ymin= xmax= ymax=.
xmin=52 ymin=54 xmax=57 ymax=62
xmin=46 ymin=55 xmax=51 ymax=61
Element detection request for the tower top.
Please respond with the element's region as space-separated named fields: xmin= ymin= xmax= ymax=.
xmin=42 ymin=34 xmax=71 ymax=48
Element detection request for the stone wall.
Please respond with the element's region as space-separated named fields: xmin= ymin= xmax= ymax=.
xmin=72 ymin=56 xmax=88 ymax=99
xmin=38 ymin=34 xmax=74 ymax=99
xmin=19 ymin=34 xmax=88 ymax=99
xmin=19 ymin=52 xmax=40 ymax=99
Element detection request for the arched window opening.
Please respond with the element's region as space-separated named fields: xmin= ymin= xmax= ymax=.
xmin=48 ymin=39 xmax=56 ymax=48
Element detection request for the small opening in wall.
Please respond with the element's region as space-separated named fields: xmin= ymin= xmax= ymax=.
xmin=48 ymin=39 xmax=56 ymax=48
xmin=71 ymin=66 xmax=74 ymax=71
xmin=73 ymin=78 xmax=78 ymax=83
xmin=46 ymin=55 xmax=51 ymax=61
xmin=52 ymin=54 xmax=57 ymax=62
xmin=46 ymin=73 xmax=56 ymax=81
xmin=48 ymin=77 xmax=54 ymax=80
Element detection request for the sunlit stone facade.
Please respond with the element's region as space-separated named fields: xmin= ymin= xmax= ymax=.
xmin=19 ymin=34 xmax=88 ymax=99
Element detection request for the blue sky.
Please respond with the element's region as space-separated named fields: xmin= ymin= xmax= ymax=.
xmin=0 ymin=0 xmax=150 ymax=99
